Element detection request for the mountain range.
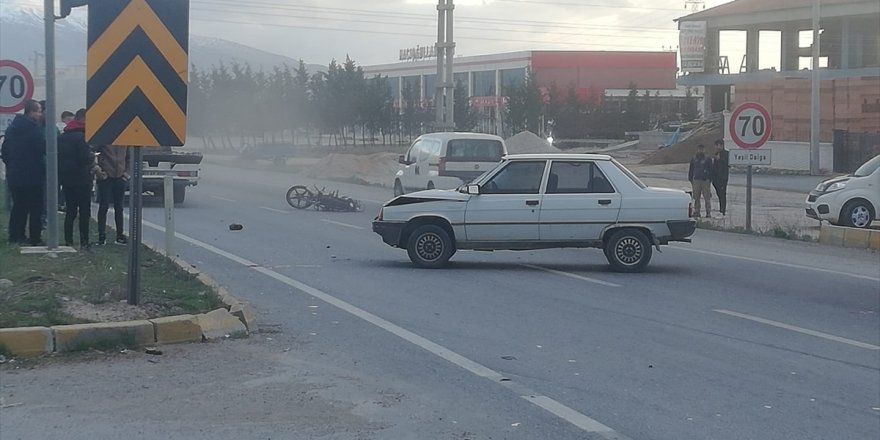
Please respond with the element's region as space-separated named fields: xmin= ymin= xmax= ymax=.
xmin=0 ymin=6 xmax=325 ymax=73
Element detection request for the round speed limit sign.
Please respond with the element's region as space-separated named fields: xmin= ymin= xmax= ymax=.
xmin=0 ymin=60 xmax=35 ymax=113
xmin=729 ymin=102 xmax=772 ymax=149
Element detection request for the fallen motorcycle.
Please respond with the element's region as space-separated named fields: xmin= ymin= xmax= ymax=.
xmin=285 ymin=185 xmax=362 ymax=212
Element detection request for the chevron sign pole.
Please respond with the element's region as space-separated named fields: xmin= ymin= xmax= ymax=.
xmin=86 ymin=0 xmax=188 ymax=147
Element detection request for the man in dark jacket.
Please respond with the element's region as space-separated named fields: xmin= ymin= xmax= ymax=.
xmin=688 ymin=144 xmax=713 ymax=218
xmin=1 ymin=100 xmax=46 ymax=245
xmin=712 ymin=139 xmax=730 ymax=218
xmin=58 ymin=109 xmax=94 ymax=248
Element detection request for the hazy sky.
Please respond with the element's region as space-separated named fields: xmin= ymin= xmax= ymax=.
xmin=5 ymin=0 xmax=735 ymax=66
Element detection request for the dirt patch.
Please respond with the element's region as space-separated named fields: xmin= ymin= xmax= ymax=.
xmin=641 ymin=118 xmax=723 ymax=165
xmin=505 ymin=131 xmax=561 ymax=154
xmin=61 ymin=298 xmax=160 ymax=322
xmin=303 ymin=152 xmax=399 ymax=187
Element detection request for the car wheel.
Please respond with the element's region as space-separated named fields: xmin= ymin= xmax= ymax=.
xmin=427 ymin=182 xmax=435 ymax=190
xmin=393 ymin=180 xmax=404 ymax=197
xmin=840 ymin=200 xmax=875 ymax=229
xmin=604 ymin=229 xmax=653 ymax=273
xmin=406 ymin=224 xmax=453 ymax=269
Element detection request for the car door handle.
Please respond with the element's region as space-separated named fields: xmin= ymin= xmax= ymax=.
xmin=598 ymin=199 xmax=612 ymax=205
xmin=526 ymin=200 xmax=540 ymax=206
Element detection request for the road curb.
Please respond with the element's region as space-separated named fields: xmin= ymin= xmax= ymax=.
xmin=0 ymin=245 xmax=257 ymax=359
xmin=819 ymin=223 xmax=880 ymax=250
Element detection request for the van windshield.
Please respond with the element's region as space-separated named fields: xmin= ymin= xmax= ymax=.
xmin=446 ymin=139 xmax=504 ymax=162
xmin=853 ymin=155 xmax=880 ymax=177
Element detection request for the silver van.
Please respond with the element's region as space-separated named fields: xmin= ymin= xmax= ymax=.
xmin=394 ymin=132 xmax=508 ymax=196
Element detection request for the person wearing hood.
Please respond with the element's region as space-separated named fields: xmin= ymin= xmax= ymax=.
xmin=1 ymin=100 xmax=46 ymax=245
xmin=688 ymin=144 xmax=714 ymax=219
xmin=57 ymin=109 xmax=95 ymax=248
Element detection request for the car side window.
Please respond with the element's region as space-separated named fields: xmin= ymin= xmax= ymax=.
xmin=546 ymin=161 xmax=615 ymax=194
xmin=482 ymin=161 xmax=546 ymax=194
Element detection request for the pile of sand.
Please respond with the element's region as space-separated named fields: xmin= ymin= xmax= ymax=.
xmin=641 ymin=118 xmax=723 ymax=165
xmin=505 ymin=131 xmax=562 ymax=154
xmin=304 ymin=152 xmax=399 ymax=187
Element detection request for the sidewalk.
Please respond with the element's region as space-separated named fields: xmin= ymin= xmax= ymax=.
xmin=630 ymin=167 xmax=821 ymax=239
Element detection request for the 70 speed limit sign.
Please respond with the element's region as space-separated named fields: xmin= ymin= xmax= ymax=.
xmin=0 ymin=60 xmax=35 ymax=113
xmin=729 ymin=102 xmax=772 ymax=149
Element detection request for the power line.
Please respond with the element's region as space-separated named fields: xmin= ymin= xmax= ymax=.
xmin=192 ymin=0 xmax=679 ymax=33
xmin=492 ymin=0 xmax=682 ymax=12
xmin=189 ymin=5 xmax=675 ymax=40
xmin=190 ymin=17 xmax=675 ymax=51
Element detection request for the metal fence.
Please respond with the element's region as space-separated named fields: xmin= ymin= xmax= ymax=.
xmin=833 ymin=130 xmax=880 ymax=173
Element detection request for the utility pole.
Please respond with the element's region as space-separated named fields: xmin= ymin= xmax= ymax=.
xmin=44 ymin=0 xmax=59 ymax=250
xmin=810 ymin=0 xmax=821 ymax=175
xmin=435 ymin=0 xmax=455 ymax=131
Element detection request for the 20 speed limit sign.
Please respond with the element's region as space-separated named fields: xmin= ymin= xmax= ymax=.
xmin=729 ymin=102 xmax=772 ymax=149
xmin=0 ymin=60 xmax=35 ymax=113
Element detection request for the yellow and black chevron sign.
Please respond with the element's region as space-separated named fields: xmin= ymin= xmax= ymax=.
xmin=86 ymin=0 xmax=188 ymax=147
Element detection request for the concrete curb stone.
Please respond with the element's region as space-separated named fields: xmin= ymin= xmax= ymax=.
xmin=52 ymin=321 xmax=155 ymax=353
xmin=196 ymin=308 xmax=247 ymax=340
xmin=150 ymin=315 xmax=203 ymax=345
xmin=820 ymin=223 xmax=880 ymax=250
xmin=0 ymin=327 xmax=54 ymax=358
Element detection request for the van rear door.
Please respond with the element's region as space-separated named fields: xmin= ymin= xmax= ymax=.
xmin=442 ymin=139 xmax=505 ymax=183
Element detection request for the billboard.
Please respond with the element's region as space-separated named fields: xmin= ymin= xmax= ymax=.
xmin=679 ymin=21 xmax=707 ymax=73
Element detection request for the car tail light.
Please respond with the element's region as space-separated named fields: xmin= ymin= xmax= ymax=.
xmin=688 ymin=201 xmax=695 ymax=218
xmin=438 ymin=157 xmax=447 ymax=176
xmin=176 ymin=171 xmax=195 ymax=177
xmin=376 ymin=207 xmax=384 ymax=221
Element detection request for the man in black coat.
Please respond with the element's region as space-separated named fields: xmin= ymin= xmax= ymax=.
xmin=712 ymin=139 xmax=730 ymax=218
xmin=57 ymin=109 xmax=95 ymax=248
xmin=1 ymin=100 xmax=46 ymax=245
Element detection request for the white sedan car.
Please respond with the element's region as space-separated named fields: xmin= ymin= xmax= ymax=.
xmin=373 ymin=154 xmax=696 ymax=272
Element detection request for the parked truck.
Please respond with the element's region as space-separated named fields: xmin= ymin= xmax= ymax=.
xmin=141 ymin=147 xmax=202 ymax=204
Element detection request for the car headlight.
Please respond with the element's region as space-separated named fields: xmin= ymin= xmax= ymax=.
xmin=825 ymin=181 xmax=847 ymax=192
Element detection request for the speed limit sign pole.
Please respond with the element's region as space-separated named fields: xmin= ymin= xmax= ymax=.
xmin=729 ymin=102 xmax=773 ymax=232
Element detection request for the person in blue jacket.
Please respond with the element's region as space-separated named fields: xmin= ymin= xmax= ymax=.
xmin=1 ymin=100 xmax=46 ymax=245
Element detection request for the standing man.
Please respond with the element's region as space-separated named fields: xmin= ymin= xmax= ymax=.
xmin=94 ymin=143 xmax=128 ymax=245
xmin=712 ymin=139 xmax=730 ymax=218
xmin=688 ymin=144 xmax=713 ymax=219
xmin=1 ymin=100 xmax=46 ymax=245
xmin=57 ymin=109 xmax=94 ymax=248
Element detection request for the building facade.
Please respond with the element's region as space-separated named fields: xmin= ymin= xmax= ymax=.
xmin=676 ymin=0 xmax=880 ymax=142
xmin=363 ymin=50 xmax=679 ymax=135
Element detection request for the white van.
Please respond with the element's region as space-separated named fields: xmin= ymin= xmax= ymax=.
xmin=394 ymin=132 xmax=508 ymax=196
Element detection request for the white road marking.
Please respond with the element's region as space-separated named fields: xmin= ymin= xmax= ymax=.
xmin=210 ymin=195 xmax=237 ymax=202
xmin=523 ymin=264 xmax=621 ymax=288
xmin=714 ymin=309 xmax=880 ymax=350
xmin=138 ymin=219 xmax=630 ymax=440
xmin=670 ymin=246 xmax=880 ymax=282
xmin=321 ymin=219 xmax=365 ymax=230
xmin=259 ymin=206 xmax=288 ymax=214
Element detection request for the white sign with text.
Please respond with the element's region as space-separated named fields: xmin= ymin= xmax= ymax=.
xmin=730 ymin=149 xmax=772 ymax=165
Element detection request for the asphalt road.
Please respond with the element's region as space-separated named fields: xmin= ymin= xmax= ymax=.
xmin=2 ymin=160 xmax=879 ymax=440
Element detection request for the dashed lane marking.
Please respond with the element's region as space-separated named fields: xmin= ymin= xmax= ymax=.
xmin=523 ymin=264 xmax=621 ymax=288
xmin=715 ymin=309 xmax=880 ymax=350
xmin=321 ymin=219 xmax=365 ymax=230
xmin=670 ymin=246 xmax=880 ymax=282
xmin=259 ymin=206 xmax=288 ymax=214
xmin=209 ymin=195 xmax=237 ymax=202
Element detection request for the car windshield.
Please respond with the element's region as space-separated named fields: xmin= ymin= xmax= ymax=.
xmin=853 ymin=155 xmax=880 ymax=177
